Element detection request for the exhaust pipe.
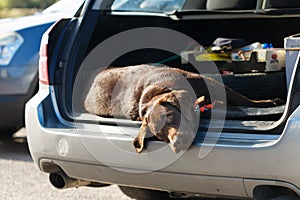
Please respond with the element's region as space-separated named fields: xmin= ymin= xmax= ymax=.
xmin=49 ymin=171 xmax=91 ymax=189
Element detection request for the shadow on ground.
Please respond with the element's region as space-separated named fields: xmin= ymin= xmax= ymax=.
xmin=0 ymin=128 xmax=32 ymax=162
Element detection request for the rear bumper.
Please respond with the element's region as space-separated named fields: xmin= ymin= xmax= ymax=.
xmin=40 ymin=158 xmax=300 ymax=198
xmin=25 ymin=85 xmax=300 ymax=198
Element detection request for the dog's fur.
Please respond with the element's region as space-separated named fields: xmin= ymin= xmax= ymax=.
xmin=84 ymin=65 xmax=282 ymax=153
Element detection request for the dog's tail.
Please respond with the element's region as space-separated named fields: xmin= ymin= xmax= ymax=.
xmin=223 ymin=84 xmax=284 ymax=107
xmin=189 ymin=75 xmax=284 ymax=108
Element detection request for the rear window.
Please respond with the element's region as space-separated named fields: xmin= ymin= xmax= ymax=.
xmin=111 ymin=0 xmax=185 ymax=13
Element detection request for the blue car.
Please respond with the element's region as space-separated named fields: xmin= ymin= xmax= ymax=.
xmin=0 ymin=0 xmax=84 ymax=134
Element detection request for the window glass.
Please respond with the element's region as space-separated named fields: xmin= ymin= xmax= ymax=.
xmin=111 ymin=0 xmax=186 ymax=13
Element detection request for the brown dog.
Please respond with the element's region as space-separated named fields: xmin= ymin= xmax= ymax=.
xmin=84 ymin=65 xmax=282 ymax=153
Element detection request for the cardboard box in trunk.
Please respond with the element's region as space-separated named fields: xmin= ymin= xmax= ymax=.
xmin=285 ymin=34 xmax=300 ymax=89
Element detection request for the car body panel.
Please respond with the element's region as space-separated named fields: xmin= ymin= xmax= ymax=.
xmin=26 ymin=85 xmax=300 ymax=197
xmin=0 ymin=13 xmax=68 ymax=34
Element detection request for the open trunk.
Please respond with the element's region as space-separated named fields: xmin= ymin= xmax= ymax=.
xmin=55 ymin=8 xmax=300 ymax=135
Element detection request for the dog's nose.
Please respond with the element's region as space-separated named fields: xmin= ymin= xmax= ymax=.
xmin=174 ymin=137 xmax=183 ymax=147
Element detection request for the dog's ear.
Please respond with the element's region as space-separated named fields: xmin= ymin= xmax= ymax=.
xmin=139 ymin=85 xmax=171 ymax=118
xmin=159 ymin=90 xmax=194 ymax=121
xmin=133 ymin=120 xmax=149 ymax=154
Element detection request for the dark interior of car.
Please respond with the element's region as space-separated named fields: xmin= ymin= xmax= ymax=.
xmin=67 ymin=0 xmax=300 ymax=132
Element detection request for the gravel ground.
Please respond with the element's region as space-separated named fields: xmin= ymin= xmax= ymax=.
xmin=0 ymin=129 xmax=132 ymax=200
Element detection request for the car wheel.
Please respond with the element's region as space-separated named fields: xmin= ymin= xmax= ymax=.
xmin=271 ymin=194 xmax=300 ymax=200
xmin=0 ymin=127 xmax=19 ymax=139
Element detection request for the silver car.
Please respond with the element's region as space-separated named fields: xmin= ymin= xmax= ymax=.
xmin=26 ymin=0 xmax=300 ymax=199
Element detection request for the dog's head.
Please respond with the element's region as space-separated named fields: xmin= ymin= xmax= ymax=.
xmin=133 ymin=89 xmax=198 ymax=154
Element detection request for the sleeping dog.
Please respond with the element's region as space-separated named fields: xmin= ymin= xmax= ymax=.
xmin=84 ymin=65 xmax=283 ymax=153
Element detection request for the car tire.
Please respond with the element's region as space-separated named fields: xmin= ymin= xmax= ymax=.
xmin=271 ymin=194 xmax=300 ymax=200
xmin=0 ymin=128 xmax=18 ymax=139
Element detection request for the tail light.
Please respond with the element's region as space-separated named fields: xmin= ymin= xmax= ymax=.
xmin=39 ymin=43 xmax=49 ymax=85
